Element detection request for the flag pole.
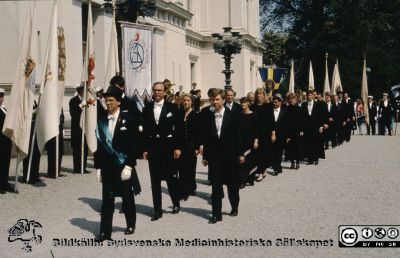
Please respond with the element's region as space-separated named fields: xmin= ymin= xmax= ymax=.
xmin=26 ymin=125 xmax=38 ymax=183
xmin=56 ymin=133 xmax=59 ymax=177
xmin=81 ymin=100 xmax=85 ymax=175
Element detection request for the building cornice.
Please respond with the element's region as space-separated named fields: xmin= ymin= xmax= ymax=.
xmin=156 ymin=0 xmax=193 ymax=21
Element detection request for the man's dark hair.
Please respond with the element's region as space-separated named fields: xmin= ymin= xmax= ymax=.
xmin=207 ymin=88 xmax=217 ymax=97
xmin=110 ymin=75 xmax=125 ymax=88
xmin=212 ymin=88 xmax=225 ymax=99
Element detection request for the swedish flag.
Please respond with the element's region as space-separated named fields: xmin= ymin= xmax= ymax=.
xmin=259 ymin=67 xmax=285 ymax=89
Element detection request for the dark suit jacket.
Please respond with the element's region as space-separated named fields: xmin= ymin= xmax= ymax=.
xmin=120 ymin=96 xmax=142 ymax=121
xmin=69 ymin=95 xmax=82 ymax=130
xmin=269 ymin=107 xmax=288 ymax=142
xmin=94 ymin=112 xmax=140 ymax=169
xmin=378 ymin=101 xmax=393 ymax=120
xmin=202 ymin=109 xmax=243 ymax=162
xmin=142 ymin=101 xmax=183 ymax=152
xmin=202 ymin=109 xmax=242 ymax=185
xmin=69 ymin=95 xmax=83 ymax=147
xmin=224 ymin=101 xmax=241 ymax=114
xmin=198 ymin=105 xmax=214 ymax=147
xmin=94 ymin=112 xmax=141 ymax=195
xmin=367 ymin=102 xmax=377 ymax=123
xmin=301 ymin=101 xmax=325 ymax=131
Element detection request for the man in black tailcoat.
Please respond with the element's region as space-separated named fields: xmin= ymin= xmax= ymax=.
xmin=142 ymin=82 xmax=183 ymax=221
xmin=343 ymin=92 xmax=355 ymax=142
xmin=69 ymin=84 xmax=88 ymax=173
xmin=367 ymin=96 xmax=377 ymax=135
xmin=94 ymin=87 xmax=141 ymax=241
xmin=267 ymin=94 xmax=287 ymax=176
xmin=201 ymin=89 xmax=243 ymax=224
xmin=301 ymin=91 xmax=324 ymax=165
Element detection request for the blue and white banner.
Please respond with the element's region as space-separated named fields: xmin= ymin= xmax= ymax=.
xmin=122 ymin=23 xmax=152 ymax=101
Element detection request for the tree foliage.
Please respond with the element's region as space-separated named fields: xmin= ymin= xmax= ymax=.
xmin=260 ymin=0 xmax=400 ymax=97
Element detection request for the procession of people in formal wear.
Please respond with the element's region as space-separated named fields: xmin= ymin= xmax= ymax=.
xmin=0 ymin=76 xmax=399 ymax=240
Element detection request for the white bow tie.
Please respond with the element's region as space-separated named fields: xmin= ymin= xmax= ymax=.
xmin=155 ymin=102 xmax=163 ymax=107
xmin=108 ymin=115 xmax=117 ymax=120
xmin=215 ymin=113 xmax=223 ymax=118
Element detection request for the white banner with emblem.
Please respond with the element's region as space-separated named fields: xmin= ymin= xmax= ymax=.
xmin=121 ymin=23 xmax=152 ymax=103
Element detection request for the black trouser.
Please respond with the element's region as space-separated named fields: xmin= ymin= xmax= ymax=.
xmin=285 ymin=136 xmax=303 ymax=162
xmin=209 ymin=161 xmax=239 ymax=218
xmin=379 ymin=117 xmax=392 ymax=135
xmin=270 ymin=140 xmax=283 ymax=170
xmin=304 ymin=129 xmax=320 ymax=162
xmin=71 ymin=134 xmax=88 ymax=173
xmin=148 ymin=143 xmax=180 ymax=214
xmin=367 ymin=120 xmax=376 ymax=135
xmin=178 ymin=141 xmax=197 ymax=198
xmin=22 ymin=137 xmax=41 ymax=182
xmin=100 ymin=181 xmax=136 ymax=236
xmin=45 ymin=133 xmax=64 ymax=177
xmin=0 ymin=139 xmax=12 ymax=189
xmin=344 ymin=122 xmax=352 ymax=142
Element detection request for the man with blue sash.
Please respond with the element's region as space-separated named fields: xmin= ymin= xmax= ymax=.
xmin=94 ymin=87 xmax=141 ymax=241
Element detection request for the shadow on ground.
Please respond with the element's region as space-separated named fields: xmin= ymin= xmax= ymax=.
xmin=78 ymin=197 xmax=154 ymax=217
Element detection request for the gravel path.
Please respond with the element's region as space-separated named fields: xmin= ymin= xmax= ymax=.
xmin=1 ymin=133 xmax=400 ymax=257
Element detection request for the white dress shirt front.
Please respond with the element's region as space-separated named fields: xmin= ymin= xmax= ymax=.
xmin=274 ymin=107 xmax=280 ymax=122
xmin=307 ymin=101 xmax=313 ymax=116
xmin=108 ymin=109 xmax=120 ymax=138
xmin=153 ymin=99 xmax=164 ymax=124
xmin=214 ymin=107 xmax=225 ymax=138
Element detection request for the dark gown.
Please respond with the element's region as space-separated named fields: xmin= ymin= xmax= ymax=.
xmin=237 ymin=112 xmax=259 ymax=185
xmin=250 ymin=103 xmax=272 ymax=173
xmin=285 ymin=104 xmax=304 ymax=162
xmin=178 ymin=110 xmax=199 ymax=199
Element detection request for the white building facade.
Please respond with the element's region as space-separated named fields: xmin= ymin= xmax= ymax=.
xmin=0 ymin=0 xmax=264 ymax=104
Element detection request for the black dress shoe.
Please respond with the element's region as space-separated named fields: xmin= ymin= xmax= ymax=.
xmin=271 ymin=171 xmax=278 ymax=176
xmin=0 ymin=189 xmax=6 ymax=194
xmin=2 ymin=184 xmax=14 ymax=192
xmin=151 ymin=213 xmax=163 ymax=221
xmin=97 ymin=233 xmax=112 ymax=242
xmin=290 ymin=162 xmax=295 ymax=169
xmin=229 ymin=210 xmax=238 ymax=217
xmin=208 ymin=216 xmax=222 ymax=224
xmin=295 ymin=162 xmax=300 ymax=169
xmin=172 ymin=205 xmax=180 ymax=214
xmin=28 ymin=178 xmax=42 ymax=184
xmin=314 ymin=160 xmax=319 ymax=165
xmin=277 ymin=168 xmax=282 ymax=174
xmin=189 ymin=191 xmax=196 ymax=196
xmin=124 ymin=227 xmax=135 ymax=235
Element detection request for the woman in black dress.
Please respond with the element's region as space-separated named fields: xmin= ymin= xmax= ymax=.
xmin=178 ymin=94 xmax=199 ymax=200
xmin=237 ymin=97 xmax=259 ymax=188
xmin=251 ymin=88 xmax=272 ymax=182
xmin=285 ymin=93 xmax=304 ymax=169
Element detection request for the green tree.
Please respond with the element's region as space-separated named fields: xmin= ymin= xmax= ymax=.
xmin=260 ymin=0 xmax=400 ymax=97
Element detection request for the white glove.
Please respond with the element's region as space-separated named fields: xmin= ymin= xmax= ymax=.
xmin=121 ymin=166 xmax=132 ymax=181
xmin=79 ymin=100 xmax=87 ymax=109
xmin=96 ymin=169 xmax=101 ymax=183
